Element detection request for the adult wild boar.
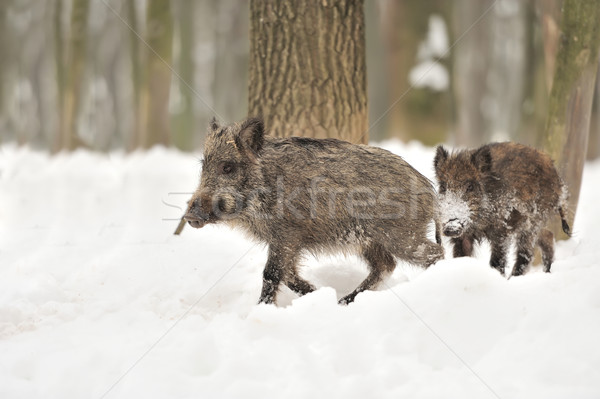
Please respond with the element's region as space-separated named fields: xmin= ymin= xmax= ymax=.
xmin=185 ymin=117 xmax=443 ymax=304
xmin=434 ymin=142 xmax=570 ymax=277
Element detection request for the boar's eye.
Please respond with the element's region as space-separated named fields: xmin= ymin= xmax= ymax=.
xmin=439 ymin=182 xmax=446 ymax=194
xmin=220 ymin=161 xmax=235 ymax=175
xmin=466 ymin=181 xmax=475 ymax=193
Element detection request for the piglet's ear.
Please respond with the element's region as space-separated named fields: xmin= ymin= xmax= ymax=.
xmin=235 ymin=117 xmax=264 ymax=161
xmin=209 ymin=117 xmax=220 ymax=132
xmin=471 ymin=146 xmax=492 ymax=174
xmin=433 ymin=145 xmax=448 ymax=175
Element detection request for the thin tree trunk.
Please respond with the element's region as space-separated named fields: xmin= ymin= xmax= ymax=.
xmin=452 ymin=0 xmax=493 ymax=147
xmin=543 ymin=0 xmax=600 ymax=238
xmin=0 ymin=1 xmax=8 ymax=144
xmin=53 ymin=0 xmax=64 ymax=152
xmin=127 ymin=0 xmax=143 ymax=151
xmin=171 ymin=0 xmax=195 ymax=151
xmin=212 ymin=0 xmax=249 ymax=125
xmin=248 ymin=0 xmax=368 ymax=143
xmin=55 ymin=0 xmax=89 ymax=152
xmin=140 ymin=0 xmax=173 ymax=149
xmin=381 ymin=0 xmax=451 ymax=145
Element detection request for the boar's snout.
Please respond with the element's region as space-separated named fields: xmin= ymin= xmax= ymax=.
xmin=184 ymin=196 xmax=213 ymax=229
xmin=442 ymin=218 xmax=464 ymax=237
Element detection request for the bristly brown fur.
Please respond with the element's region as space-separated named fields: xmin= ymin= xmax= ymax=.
xmin=186 ymin=117 xmax=444 ymax=305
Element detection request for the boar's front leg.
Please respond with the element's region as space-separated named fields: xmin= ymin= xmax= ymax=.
xmin=451 ymin=235 xmax=474 ymax=258
xmin=339 ymin=242 xmax=396 ymax=305
xmin=258 ymin=245 xmax=298 ymax=304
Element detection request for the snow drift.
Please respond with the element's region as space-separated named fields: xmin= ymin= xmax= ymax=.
xmin=1 ymin=142 xmax=599 ymax=399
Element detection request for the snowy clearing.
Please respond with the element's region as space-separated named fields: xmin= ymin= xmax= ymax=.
xmin=1 ymin=142 xmax=599 ymax=399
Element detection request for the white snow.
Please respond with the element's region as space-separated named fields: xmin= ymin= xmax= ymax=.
xmin=1 ymin=142 xmax=600 ymax=399
xmin=409 ymin=15 xmax=450 ymax=92
xmin=438 ymin=191 xmax=473 ymax=230
xmin=416 ymin=15 xmax=449 ymax=60
xmin=409 ymin=61 xmax=450 ymax=92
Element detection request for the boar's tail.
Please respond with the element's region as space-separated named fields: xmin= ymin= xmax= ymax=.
xmin=558 ymin=182 xmax=571 ymax=236
xmin=558 ymin=206 xmax=571 ymax=236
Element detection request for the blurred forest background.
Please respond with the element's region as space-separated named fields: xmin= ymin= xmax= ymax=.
xmin=0 ymin=0 xmax=599 ymax=159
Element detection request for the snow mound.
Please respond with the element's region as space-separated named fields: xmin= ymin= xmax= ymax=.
xmin=1 ymin=143 xmax=600 ymax=399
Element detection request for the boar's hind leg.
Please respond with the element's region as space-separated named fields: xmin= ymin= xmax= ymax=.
xmin=286 ymin=274 xmax=316 ymax=297
xmin=511 ymin=231 xmax=536 ymax=277
xmin=338 ymin=242 xmax=396 ymax=305
xmin=258 ymin=245 xmax=298 ymax=305
xmin=538 ymin=229 xmax=554 ymax=273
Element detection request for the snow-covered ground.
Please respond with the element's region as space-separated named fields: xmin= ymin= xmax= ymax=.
xmin=1 ymin=142 xmax=599 ymax=399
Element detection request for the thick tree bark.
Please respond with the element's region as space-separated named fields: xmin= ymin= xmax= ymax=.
xmin=248 ymin=0 xmax=368 ymax=144
xmin=543 ymin=0 xmax=600 ymax=238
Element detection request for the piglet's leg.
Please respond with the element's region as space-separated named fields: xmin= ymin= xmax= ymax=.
xmin=511 ymin=231 xmax=536 ymax=277
xmin=258 ymin=245 xmax=298 ymax=305
xmin=538 ymin=229 xmax=555 ymax=273
xmin=490 ymin=236 xmax=510 ymax=276
xmin=451 ymin=235 xmax=474 ymax=258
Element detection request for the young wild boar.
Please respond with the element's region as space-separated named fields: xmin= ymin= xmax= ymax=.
xmin=433 ymin=142 xmax=570 ymax=277
xmin=185 ymin=117 xmax=444 ymax=305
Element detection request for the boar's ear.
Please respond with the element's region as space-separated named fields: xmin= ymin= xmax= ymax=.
xmin=471 ymin=146 xmax=492 ymax=174
xmin=209 ymin=117 xmax=220 ymax=132
xmin=236 ymin=117 xmax=264 ymax=161
xmin=434 ymin=146 xmax=449 ymax=174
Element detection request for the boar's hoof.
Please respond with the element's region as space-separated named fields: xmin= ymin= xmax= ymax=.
xmin=338 ymin=294 xmax=356 ymax=305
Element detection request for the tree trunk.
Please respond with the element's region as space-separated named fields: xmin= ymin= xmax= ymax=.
xmin=588 ymin=61 xmax=600 ymax=160
xmin=452 ymin=0 xmax=494 ymax=147
xmin=364 ymin=0 xmax=387 ymax=142
xmin=171 ymin=0 xmax=195 ymax=151
xmin=543 ymin=0 xmax=600 ymax=238
xmin=127 ymin=0 xmax=143 ymax=151
xmin=212 ymin=0 xmax=249 ymax=127
xmin=0 ymin=1 xmax=8 ymax=144
xmin=140 ymin=0 xmax=173 ymax=149
xmin=55 ymin=0 xmax=89 ymax=152
xmin=380 ymin=0 xmax=451 ymax=145
xmin=248 ymin=0 xmax=368 ymax=144
xmin=453 ymin=0 xmax=527 ymax=146
xmin=537 ymin=0 xmax=562 ymax=93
